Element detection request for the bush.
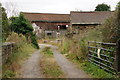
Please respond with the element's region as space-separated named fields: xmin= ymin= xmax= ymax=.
xmin=6 ymin=32 xmax=26 ymax=48
xmin=102 ymin=2 xmax=120 ymax=43
xmin=3 ymin=32 xmax=36 ymax=78
xmin=10 ymin=13 xmax=39 ymax=49
xmin=30 ymin=33 xmax=39 ymax=49
xmin=42 ymin=47 xmax=53 ymax=55
xmin=3 ymin=70 xmax=16 ymax=78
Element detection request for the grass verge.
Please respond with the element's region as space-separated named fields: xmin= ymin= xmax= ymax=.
xmin=2 ymin=43 xmax=36 ymax=78
xmin=65 ymin=53 xmax=116 ymax=78
xmin=40 ymin=47 xmax=65 ymax=78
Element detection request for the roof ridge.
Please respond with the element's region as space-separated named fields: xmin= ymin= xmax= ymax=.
xmin=70 ymin=11 xmax=114 ymax=13
xmin=21 ymin=12 xmax=70 ymax=15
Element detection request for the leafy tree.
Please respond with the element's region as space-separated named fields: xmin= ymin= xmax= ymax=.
xmin=10 ymin=14 xmax=33 ymax=35
xmin=2 ymin=6 xmax=10 ymax=41
xmin=102 ymin=2 xmax=120 ymax=42
xmin=95 ymin=3 xmax=111 ymax=11
xmin=10 ymin=13 xmax=39 ymax=49
xmin=115 ymin=2 xmax=120 ymax=41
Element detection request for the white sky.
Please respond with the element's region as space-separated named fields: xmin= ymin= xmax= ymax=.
xmin=1 ymin=0 xmax=120 ymax=14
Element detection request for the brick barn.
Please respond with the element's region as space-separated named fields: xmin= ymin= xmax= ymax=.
xmin=22 ymin=12 xmax=70 ymax=38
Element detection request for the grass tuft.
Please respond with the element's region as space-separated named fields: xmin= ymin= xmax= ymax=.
xmin=66 ymin=53 xmax=115 ymax=78
xmin=40 ymin=47 xmax=65 ymax=78
xmin=2 ymin=33 xmax=37 ymax=78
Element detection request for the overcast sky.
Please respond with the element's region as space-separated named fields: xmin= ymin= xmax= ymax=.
xmin=1 ymin=0 xmax=120 ymax=14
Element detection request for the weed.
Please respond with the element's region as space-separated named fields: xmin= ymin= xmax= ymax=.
xmin=40 ymin=47 xmax=65 ymax=78
xmin=2 ymin=33 xmax=36 ymax=78
xmin=41 ymin=47 xmax=53 ymax=55
xmin=59 ymin=26 xmax=116 ymax=78
xmin=3 ymin=70 xmax=16 ymax=78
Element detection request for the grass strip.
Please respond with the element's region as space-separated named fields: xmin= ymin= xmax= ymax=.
xmin=65 ymin=53 xmax=116 ymax=78
xmin=2 ymin=43 xmax=36 ymax=78
xmin=40 ymin=47 xmax=65 ymax=78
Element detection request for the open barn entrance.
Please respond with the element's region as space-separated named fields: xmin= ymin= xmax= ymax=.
xmin=58 ymin=25 xmax=68 ymax=30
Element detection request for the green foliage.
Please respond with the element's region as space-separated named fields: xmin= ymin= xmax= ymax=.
xmin=61 ymin=40 xmax=70 ymax=54
xmin=40 ymin=47 xmax=64 ymax=78
xmin=66 ymin=51 xmax=115 ymax=78
xmin=81 ymin=62 xmax=115 ymax=78
xmin=60 ymin=28 xmax=102 ymax=61
xmin=3 ymin=70 xmax=16 ymax=78
xmin=30 ymin=33 xmax=39 ymax=49
xmin=95 ymin=3 xmax=111 ymax=11
xmin=3 ymin=33 xmax=36 ymax=78
xmin=2 ymin=6 xmax=10 ymax=41
xmin=102 ymin=2 xmax=120 ymax=42
xmin=6 ymin=32 xmax=26 ymax=48
xmin=10 ymin=13 xmax=39 ymax=49
xmin=10 ymin=13 xmax=33 ymax=35
xmin=42 ymin=47 xmax=53 ymax=55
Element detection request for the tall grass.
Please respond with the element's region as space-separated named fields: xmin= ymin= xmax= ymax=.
xmin=40 ymin=47 xmax=65 ymax=78
xmin=60 ymin=27 xmax=103 ymax=60
xmin=2 ymin=32 xmax=36 ymax=78
xmin=59 ymin=27 xmax=117 ymax=78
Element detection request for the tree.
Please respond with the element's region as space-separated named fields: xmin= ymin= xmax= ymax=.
xmin=95 ymin=3 xmax=111 ymax=11
xmin=2 ymin=5 xmax=10 ymax=41
xmin=10 ymin=14 xmax=33 ymax=35
xmin=115 ymin=2 xmax=120 ymax=41
xmin=102 ymin=2 xmax=120 ymax=42
xmin=10 ymin=13 xmax=39 ymax=49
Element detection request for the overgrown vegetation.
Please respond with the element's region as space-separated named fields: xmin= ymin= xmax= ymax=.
xmin=102 ymin=2 xmax=120 ymax=42
xmin=10 ymin=13 xmax=39 ymax=49
xmin=65 ymin=53 xmax=115 ymax=78
xmin=59 ymin=2 xmax=120 ymax=78
xmin=60 ymin=27 xmax=102 ymax=60
xmin=2 ymin=33 xmax=36 ymax=78
xmin=1 ymin=5 xmax=10 ymax=41
xmin=40 ymin=47 xmax=65 ymax=78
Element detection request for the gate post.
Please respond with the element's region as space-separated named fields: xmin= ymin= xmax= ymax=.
xmin=115 ymin=39 xmax=120 ymax=72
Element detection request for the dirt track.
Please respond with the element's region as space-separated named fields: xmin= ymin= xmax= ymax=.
xmin=39 ymin=44 xmax=90 ymax=78
xmin=18 ymin=44 xmax=90 ymax=78
xmin=18 ymin=50 xmax=43 ymax=78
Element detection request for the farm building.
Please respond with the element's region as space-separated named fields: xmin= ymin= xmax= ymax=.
xmin=22 ymin=12 xmax=70 ymax=38
xmin=22 ymin=11 xmax=114 ymax=38
xmin=70 ymin=11 xmax=114 ymax=30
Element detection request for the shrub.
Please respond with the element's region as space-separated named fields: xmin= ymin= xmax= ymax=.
xmin=6 ymin=32 xmax=26 ymax=48
xmin=3 ymin=32 xmax=36 ymax=78
xmin=42 ymin=47 xmax=53 ymax=55
xmin=10 ymin=13 xmax=39 ymax=49
xmin=3 ymin=70 xmax=16 ymax=78
xmin=30 ymin=33 xmax=39 ymax=49
xmin=102 ymin=2 xmax=120 ymax=42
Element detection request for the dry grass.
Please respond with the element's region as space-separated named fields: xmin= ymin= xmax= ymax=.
xmin=2 ymin=32 xmax=36 ymax=78
xmin=40 ymin=47 xmax=65 ymax=78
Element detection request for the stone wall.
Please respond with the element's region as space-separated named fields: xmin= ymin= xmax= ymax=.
xmin=2 ymin=42 xmax=16 ymax=64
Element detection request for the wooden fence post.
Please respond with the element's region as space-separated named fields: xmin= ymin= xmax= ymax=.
xmin=116 ymin=39 xmax=120 ymax=72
